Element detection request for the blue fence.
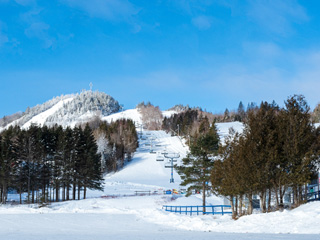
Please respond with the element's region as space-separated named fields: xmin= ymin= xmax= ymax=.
xmin=307 ymin=191 xmax=320 ymax=202
xmin=162 ymin=205 xmax=232 ymax=216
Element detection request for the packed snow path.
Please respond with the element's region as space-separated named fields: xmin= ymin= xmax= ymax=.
xmin=0 ymin=212 xmax=317 ymax=240
xmin=89 ymin=130 xmax=189 ymax=198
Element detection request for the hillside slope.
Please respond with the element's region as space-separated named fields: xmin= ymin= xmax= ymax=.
xmin=0 ymin=90 xmax=120 ymax=130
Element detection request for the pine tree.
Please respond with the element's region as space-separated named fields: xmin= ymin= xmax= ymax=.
xmin=281 ymin=95 xmax=317 ymax=206
xmin=82 ymin=124 xmax=103 ymax=199
xmin=0 ymin=127 xmax=19 ymax=203
xmin=176 ymin=124 xmax=219 ymax=213
xmin=235 ymin=101 xmax=246 ymax=122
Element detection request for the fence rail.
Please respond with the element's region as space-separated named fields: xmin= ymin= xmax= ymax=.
xmin=162 ymin=205 xmax=232 ymax=216
xmin=306 ymin=191 xmax=320 ymax=202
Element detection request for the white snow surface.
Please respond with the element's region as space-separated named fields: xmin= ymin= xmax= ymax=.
xmin=22 ymin=97 xmax=74 ymax=129
xmin=216 ymin=121 xmax=244 ymax=144
xmin=102 ymin=108 xmax=142 ymax=125
xmin=1 ymin=110 xmax=319 ymax=239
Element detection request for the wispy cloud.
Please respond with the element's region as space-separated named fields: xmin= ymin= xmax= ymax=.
xmin=19 ymin=6 xmax=56 ymax=49
xmin=0 ymin=32 xmax=8 ymax=46
xmin=62 ymin=0 xmax=140 ymax=21
xmin=199 ymin=48 xmax=320 ymax=109
xmin=25 ymin=22 xmax=54 ymax=48
xmin=247 ymin=0 xmax=309 ymax=35
xmin=192 ymin=15 xmax=212 ymax=30
xmin=15 ymin=0 xmax=36 ymax=6
xmin=0 ymin=22 xmax=8 ymax=47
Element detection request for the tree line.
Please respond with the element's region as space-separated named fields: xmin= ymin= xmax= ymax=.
xmin=211 ymin=95 xmax=320 ymax=218
xmin=162 ymin=108 xmax=215 ymax=140
xmin=0 ymin=124 xmax=103 ymax=205
xmin=173 ymin=95 xmax=320 ymax=218
xmin=96 ymin=118 xmax=138 ymax=172
xmin=0 ymin=118 xmax=139 ymax=205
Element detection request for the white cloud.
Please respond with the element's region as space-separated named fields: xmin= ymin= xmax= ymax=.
xmin=0 ymin=22 xmax=8 ymax=47
xmin=15 ymin=0 xmax=36 ymax=6
xmin=192 ymin=15 xmax=212 ymax=30
xmin=62 ymin=0 xmax=139 ymax=21
xmin=199 ymin=48 xmax=320 ymax=109
xmin=25 ymin=22 xmax=54 ymax=48
xmin=0 ymin=32 xmax=8 ymax=46
xmin=20 ymin=7 xmax=56 ymax=49
xmin=242 ymin=41 xmax=283 ymax=59
xmin=247 ymin=0 xmax=308 ymax=35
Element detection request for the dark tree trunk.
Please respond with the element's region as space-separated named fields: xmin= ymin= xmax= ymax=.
xmin=56 ymin=183 xmax=59 ymax=202
xmin=84 ymin=185 xmax=87 ymax=200
xmin=67 ymin=182 xmax=70 ymax=201
xmin=239 ymin=195 xmax=243 ymax=216
xmin=247 ymin=193 xmax=253 ymax=215
xmin=32 ymin=188 xmax=35 ymax=204
xmin=62 ymin=184 xmax=65 ymax=201
xmin=78 ymin=184 xmax=81 ymax=200
xmin=267 ymin=189 xmax=272 ymax=212
xmin=73 ymin=181 xmax=76 ymax=200
xmin=235 ymin=196 xmax=238 ymax=216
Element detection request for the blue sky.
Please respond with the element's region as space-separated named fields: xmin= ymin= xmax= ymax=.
xmin=1 ymin=0 xmax=320 ymax=117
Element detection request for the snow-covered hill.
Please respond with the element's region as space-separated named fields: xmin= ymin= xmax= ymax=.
xmin=0 ymin=90 xmax=120 ymax=130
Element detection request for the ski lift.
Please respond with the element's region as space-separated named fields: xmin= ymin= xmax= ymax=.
xmin=156 ymin=155 xmax=164 ymax=161
xmin=161 ymin=150 xmax=167 ymax=155
xmin=167 ymin=159 xmax=177 ymax=163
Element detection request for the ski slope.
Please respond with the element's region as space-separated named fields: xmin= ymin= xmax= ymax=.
xmin=88 ymin=130 xmax=189 ymax=197
xmin=22 ymin=97 xmax=74 ymax=129
xmin=102 ymin=108 xmax=143 ymax=125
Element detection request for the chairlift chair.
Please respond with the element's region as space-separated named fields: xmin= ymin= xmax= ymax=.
xmin=156 ymin=156 xmax=164 ymax=161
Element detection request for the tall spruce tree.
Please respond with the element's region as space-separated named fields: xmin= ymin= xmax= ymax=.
xmin=82 ymin=124 xmax=103 ymax=199
xmin=281 ymin=95 xmax=317 ymax=206
xmin=176 ymin=124 xmax=219 ymax=213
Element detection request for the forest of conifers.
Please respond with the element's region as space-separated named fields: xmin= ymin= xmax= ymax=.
xmin=0 ymin=119 xmax=138 ymax=205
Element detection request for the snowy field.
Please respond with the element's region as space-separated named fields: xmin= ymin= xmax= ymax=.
xmin=1 ymin=110 xmax=320 ymax=239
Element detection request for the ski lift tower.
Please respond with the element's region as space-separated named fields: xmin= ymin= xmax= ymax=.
xmin=164 ymin=153 xmax=180 ymax=183
xmin=135 ymin=123 xmax=143 ymax=139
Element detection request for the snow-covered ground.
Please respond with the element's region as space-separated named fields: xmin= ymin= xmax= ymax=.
xmin=22 ymin=97 xmax=74 ymax=129
xmin=102 ymin=108 xmax=143 ymax=125
xmin=1 ymin=110 xmax=319 ymax=239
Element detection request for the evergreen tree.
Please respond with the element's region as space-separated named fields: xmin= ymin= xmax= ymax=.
xmin=235 ymin=101 xmax=246 ymax=122
xmin=176 ymin=124 xmax=219 ymax=213
xmin=281 ymin=95 xmax=317 ymax=206
xmin=0 ymin=127 xmax=19 ymax=204
xmin=82 ymin=124 xmax=103 ymax=199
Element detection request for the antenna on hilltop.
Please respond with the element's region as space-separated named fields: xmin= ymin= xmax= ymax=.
xmin=89 ymin=82 xmax=93 ymax=91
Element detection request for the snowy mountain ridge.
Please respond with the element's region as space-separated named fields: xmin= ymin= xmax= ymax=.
xmin=0 ymin=90 xmax=120 ymax=130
